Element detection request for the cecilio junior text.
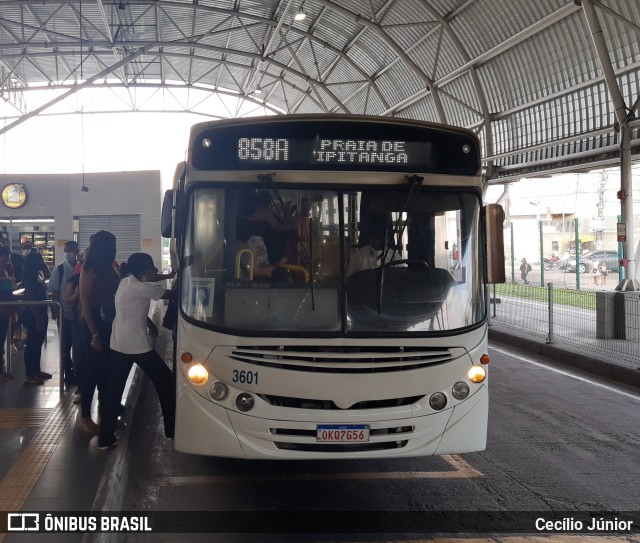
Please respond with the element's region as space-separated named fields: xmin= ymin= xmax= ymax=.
xmin=535 ymin=517 xmax=633 ymax=532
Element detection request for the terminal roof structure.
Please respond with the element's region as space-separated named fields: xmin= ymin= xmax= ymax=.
xmin=0 ymin=0 xmax=638 ymax=182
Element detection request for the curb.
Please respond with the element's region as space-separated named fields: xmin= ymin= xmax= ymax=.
xmin=81 ymin=365 xmax=148 ymax=543
xmin=488 ymin=327 xmax=640 ymax=389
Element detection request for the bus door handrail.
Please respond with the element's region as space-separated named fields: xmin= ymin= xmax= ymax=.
xmin=1 ymin=299 xmax=65 ymax=398
xmin=282 ymin=264 xmax=309 ymax=282
xmin=234 ymin=251 xmax=309 ymax=282
xmin=235 ymin=249 xmax=254 ymax=280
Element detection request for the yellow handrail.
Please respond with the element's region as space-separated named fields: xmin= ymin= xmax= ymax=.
xmin=235 ymin=249 xmax=254 ymax=280
xmin=283 ymin=264 xmax=309 ymax=282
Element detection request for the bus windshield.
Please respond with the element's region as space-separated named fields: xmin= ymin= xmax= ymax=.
xmin=180 ymin=185 xmax=484 ymax=335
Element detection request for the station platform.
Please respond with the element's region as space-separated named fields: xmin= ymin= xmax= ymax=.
xmin=1 ymin=316 xmax=638 ymax=542
xmin=0 ymin=318 xmax=144 ymax=543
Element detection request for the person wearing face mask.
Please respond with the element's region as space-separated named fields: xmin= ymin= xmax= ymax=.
xmin=97 ymin=252 xmax=175 ymax=449
xmin=48 ymin=240 xmax=80 ymax=385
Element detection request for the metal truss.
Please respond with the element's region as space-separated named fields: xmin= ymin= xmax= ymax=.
xmin=0 ymin=0 xmax=638 ymax=180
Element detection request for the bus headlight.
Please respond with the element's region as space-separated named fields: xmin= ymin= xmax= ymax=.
xmin=209 ymin=382 xmax=229 ymax=401
xmin=429 ymin=392 xmax=447 ymax=410
xmin=235 ymin=393 xmax=255 ymax=412
xmin=187 ymin=364 xmax=208 ymax=385
xmin=468 ymin=365 xmax=486 ymax=383
xmin=452 ymin=381 xmax=470 ymax=400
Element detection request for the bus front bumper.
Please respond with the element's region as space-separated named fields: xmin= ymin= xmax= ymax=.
xmin=174 ymin=384 xmax=488 ymax=459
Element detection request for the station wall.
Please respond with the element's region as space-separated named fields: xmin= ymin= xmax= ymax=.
xmin=0 ymin=170 xmax=162 ymax=267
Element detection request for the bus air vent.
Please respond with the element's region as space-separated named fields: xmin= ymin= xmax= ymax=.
xmin=258 ymin=394 xmax=423 ymax=410
xmin=228 ymin=345 xmax=457 ymax=373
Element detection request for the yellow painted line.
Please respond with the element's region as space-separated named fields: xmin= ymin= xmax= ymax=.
xmin=442 ymin=454 xmax=484 ymax=478
xmin=0 ymin=408 xmax=52 ymax=429
xmin=0 ymin=395 xmax=75 ymax=518
xmin=166 ymin=454 xmax=483 ymax=486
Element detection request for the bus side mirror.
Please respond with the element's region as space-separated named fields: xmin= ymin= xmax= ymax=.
xmin=161 ymin=189 xmax=186 ymax=238
xmin=484 ymin=203 xmax=505 ymax=284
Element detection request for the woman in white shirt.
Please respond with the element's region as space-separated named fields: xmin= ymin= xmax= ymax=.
xmin=97 ymin=253 xmax=175 ymax=449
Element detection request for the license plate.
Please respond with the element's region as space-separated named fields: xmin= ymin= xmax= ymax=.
xmin=316 ymin=424 xmax=370 ymax=443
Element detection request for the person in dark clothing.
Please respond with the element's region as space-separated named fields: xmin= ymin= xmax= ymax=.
xmin=98 ymin=253 xmax=175 ymax=449
xmin=236 ymin=191 xmax=293 ymax=280
xmin=0 ymin=246 xmax=16 ymax=381
xmin=78 ymin=230 xmax=120 ymax=434
xmin=520 ymin=258 xmax=531 ymax=284
xmin=22 ymin=252 xmax=51 ymax=385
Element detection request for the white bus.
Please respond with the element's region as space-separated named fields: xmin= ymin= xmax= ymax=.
xmin=162 ymin=114 xmax=505 ymax=459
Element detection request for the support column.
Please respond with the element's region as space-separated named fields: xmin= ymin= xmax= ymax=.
xmin=580 ymin=0 xmax=638 ymax=290
xmin=617 ymin=123 xmax=639 ymax=290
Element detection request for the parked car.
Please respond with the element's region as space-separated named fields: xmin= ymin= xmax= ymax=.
xmin=565 ymin=250 xmax=619 ymax=273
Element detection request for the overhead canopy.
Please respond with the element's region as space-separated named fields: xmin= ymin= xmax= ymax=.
xmin=0 ymin=0 xmax=638 ymax=182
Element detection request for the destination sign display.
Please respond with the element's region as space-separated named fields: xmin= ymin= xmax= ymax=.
xmin=237 ymin=137 xmax=417 ymax=166
xmin=191 ymin=119 xmax=480 ymax=175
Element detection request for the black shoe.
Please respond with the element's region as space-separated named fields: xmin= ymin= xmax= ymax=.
xmin=25 ymin=375 xmax=45 ymax=385
xmin=97 ymin=438 xmax=119 ymax=450
xmin=36 ymin=371 xmax=53 ymax=380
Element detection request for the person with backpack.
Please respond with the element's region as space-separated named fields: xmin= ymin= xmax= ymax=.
xmin=48 ymin=241 xmax=80 ymax=385
xmin=520 ymin=258 xmax=531 ymax=284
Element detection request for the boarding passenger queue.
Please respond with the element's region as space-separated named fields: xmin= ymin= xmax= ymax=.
xmin=0 ymin=230 xmax=176 ymax=450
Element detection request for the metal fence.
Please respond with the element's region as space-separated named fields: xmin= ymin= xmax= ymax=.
xmin=489 ymin=282 xmax=640 ymax=370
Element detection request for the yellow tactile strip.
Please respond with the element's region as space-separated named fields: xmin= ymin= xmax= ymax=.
xmin=0 ymin=395 xmax=75 ymax=512
xmin=0 ymin=408 xmax=52 ymax=429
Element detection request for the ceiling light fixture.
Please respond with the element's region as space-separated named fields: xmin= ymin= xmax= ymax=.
xmin=294 ymin=3 xmax=306 ymax=21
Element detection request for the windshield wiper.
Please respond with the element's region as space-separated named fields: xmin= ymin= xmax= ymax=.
xmin=258 ymin=172 xmax=315 ymax=310
xmin=377 ymin=175 xmax=424 ymax=313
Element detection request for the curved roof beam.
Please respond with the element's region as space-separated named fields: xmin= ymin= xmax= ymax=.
xmin=414 ymin=0 xmax=494 ymax=169
xmin=0 ymin=43 xmax=344 ymax=118
xmin=0 ymin=43 xmax=155 ymax=136
xmin=312 ymin=0 xmax=446 ymax=122
xmin=5 ymin=0 xmax=386 ymax=112
xmin=0 ymin=82 xmax=283 ymax=119
xmin=0 ymin=0 xmax=384 ymax=112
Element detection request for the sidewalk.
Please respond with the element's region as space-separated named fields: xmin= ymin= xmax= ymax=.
xmin=0 ymin=320 xmax=138 ymax=543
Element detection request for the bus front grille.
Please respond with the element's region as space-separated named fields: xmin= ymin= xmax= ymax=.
xmin=258 ymin=394 xmax=423 ymax=410
xmin=227 ymin=345 xmax=456 ymax=373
